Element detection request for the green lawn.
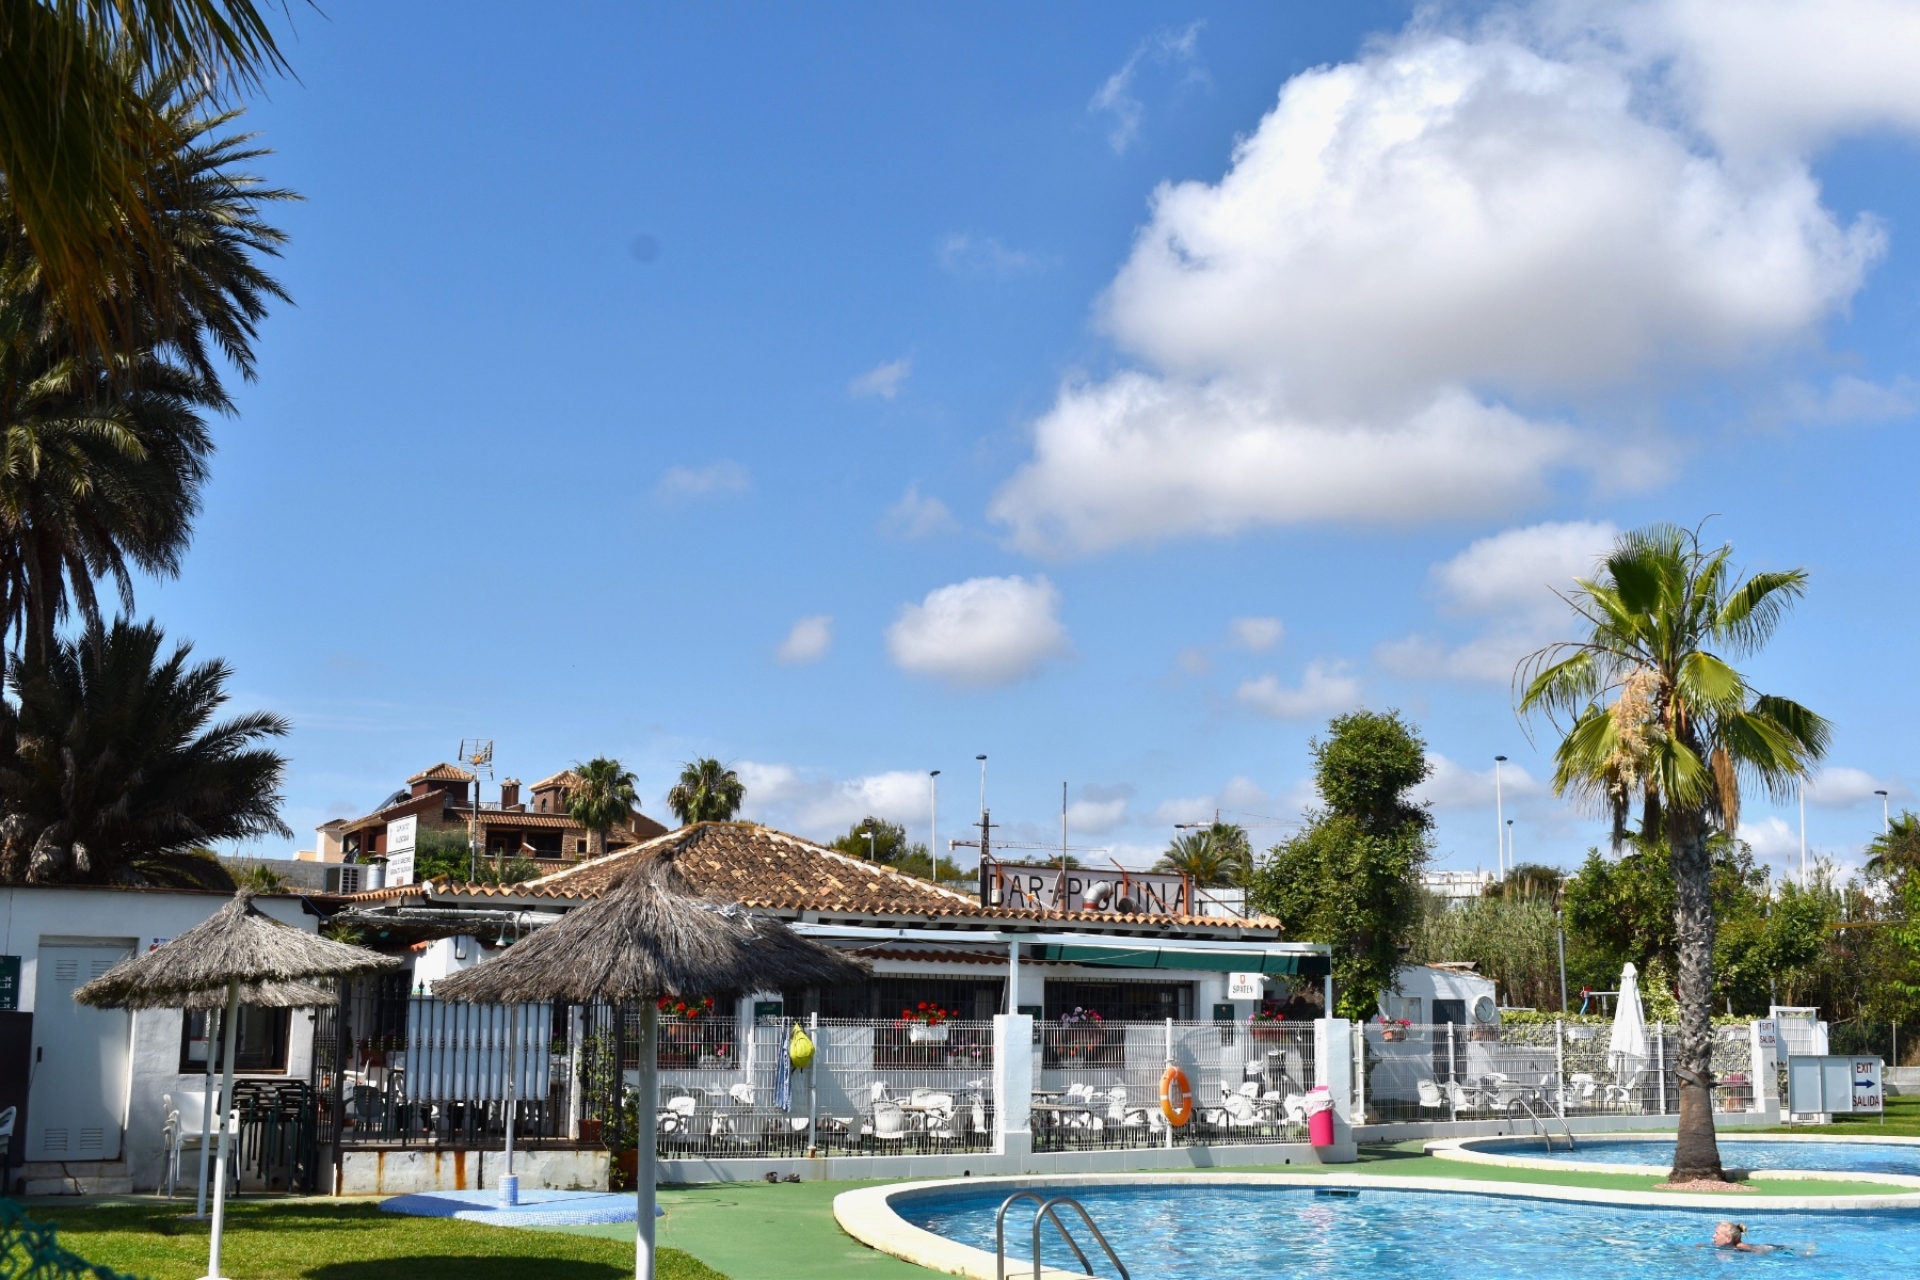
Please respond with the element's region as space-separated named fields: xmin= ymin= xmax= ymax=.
xmin=14 ymin=1198 xmax=727 ymax=1280
xmin=1759 ymin=1092 xmax=1920 ymax=1137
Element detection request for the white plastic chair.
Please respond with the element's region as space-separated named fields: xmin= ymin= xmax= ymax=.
xmin=870 ymin=1100 xmax=909 ymax=1142
xmin=1415 ymin=1078 xmax=1448 ymax=1113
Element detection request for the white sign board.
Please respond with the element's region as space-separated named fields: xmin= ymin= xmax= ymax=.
xmin=1228 ymin=972 xmax=1265 ymax=1001
xmin=1754 ymin=1019 xmax=1778 ymax=1052
xmin=1786 ymin=1054 xmax=1883 ymax=1115
xmin=385 ymin=816 xmax=418 ymax=886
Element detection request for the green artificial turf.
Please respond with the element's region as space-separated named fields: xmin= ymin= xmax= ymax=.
xmin=1761 ymin=1092 xmax=1920 ymax=1137
xmin=14 ymin=1197 xmax=728 ymax=1280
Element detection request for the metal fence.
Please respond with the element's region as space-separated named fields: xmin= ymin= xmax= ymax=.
xmin=1033 ymin=1020 xmax=1317 ymax=1151
xmin=1363 ymin=1021 xmax=1757 ymax=1124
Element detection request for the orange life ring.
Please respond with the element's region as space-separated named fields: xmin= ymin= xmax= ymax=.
xmin=1159 ymin=1064 xmax=1193 ymax=1127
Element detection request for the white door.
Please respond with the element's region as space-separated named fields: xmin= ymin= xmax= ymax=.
xmin=28 ymin=943 xmax=133 ymax=1162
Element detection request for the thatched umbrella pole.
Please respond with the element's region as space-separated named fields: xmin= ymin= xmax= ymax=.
xmin=207 ymin=978 xmax=242 ymax=1279
xmin=433 ymin=854 xmax=867 ymax=1280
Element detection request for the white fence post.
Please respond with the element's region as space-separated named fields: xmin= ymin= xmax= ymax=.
xmin=1554 ymin=1018 xmax=1566 ymax=1114
xmin=992 ymin=1014 xmax=1033 ymax=1160
xmin=1751 ymin=1018 xmax=1779 ymax=1113
xmin=1314 ymin=1018 xmax=1354 ymax=1142
xmin=1654 ymin=1023 xmax=1666 ymax=1116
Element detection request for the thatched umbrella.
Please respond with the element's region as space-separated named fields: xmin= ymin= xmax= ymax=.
xmin=75 ymin=889 xmax=399 ymax=1280
xmin=434 ymin=852 xmax=867 ymax=1280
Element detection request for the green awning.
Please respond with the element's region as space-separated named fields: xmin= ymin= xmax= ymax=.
xmin=1026 ymin=944 xmax=1330 ymax=977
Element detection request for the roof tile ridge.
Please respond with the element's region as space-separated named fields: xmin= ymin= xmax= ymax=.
xmin=796 ymin=836 xmax=979 ymax=901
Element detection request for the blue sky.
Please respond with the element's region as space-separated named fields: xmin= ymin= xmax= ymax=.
xmin=146 ymin=0 xmax=1920 ymax=878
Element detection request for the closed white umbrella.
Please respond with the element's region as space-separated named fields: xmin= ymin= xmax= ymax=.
xmin=1608 ymin=962 xmax=1649 ymax=1091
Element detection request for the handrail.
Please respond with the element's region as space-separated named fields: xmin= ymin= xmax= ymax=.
xmin=1513 ymin=1091 xmax=1574 ymax=1152
xmin=995 ymin=1192 xmax=1131 ymax=1280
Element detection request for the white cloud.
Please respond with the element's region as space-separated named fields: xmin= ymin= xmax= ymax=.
xmin=1416 ymin=753 xmax=1547 ymax=812
xmin=886 ymin=575 xmax=1070 ymax=688
xmin=1775 ymin=375 xmax=1917 ymax=427
xmin=776 ymin=615 xmax=833 ymax=666
xmin=991 ymin=379 xmax=1584 ymax=555
xmin=1230 ymin=616 xmax=1284 ymax=652
xmin=1089 ymin=23 xmax=1204 ymax=154
xmin=1377 ymin=520 xmax=1619 ymax=683
xmin=937 ymin=233 xmax=1045 ymax=277
xmin=1175 ymin=646 xmax=1211 ymax=675
xmin=1739 ymin=814 xmax=1800 ymax=863
xmin=1559 ymin=0 xmax=1920 ymax=158
xmin=849 ymin=357 xmax=912 ymax=400
xmin=656 ymin=460 xmax=751 ymax=499
xmin=1806 ymin=766 xmax=1896 ymax=809
xmin=1067 ymin=796 xmax=1129 ymax=835
xmin=1235 ymin=661 xmax=1362 ymax=720
xmin=735 ymin=762 xmax=932 ymax=839
xmin=1145 ymin=775 xmax=1308 ymax=829
xmin=881 ymin=483 xmax=960 ymax=539
xmin=994 ymin=26 xmax=1885 ymax=555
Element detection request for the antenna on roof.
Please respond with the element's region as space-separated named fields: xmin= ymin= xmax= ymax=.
xmin=460 ymin=738 xmax=494 ymax=879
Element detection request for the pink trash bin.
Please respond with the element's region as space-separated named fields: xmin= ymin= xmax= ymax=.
xmin=1305 ymin=1087 xmax=1336 ymax=1146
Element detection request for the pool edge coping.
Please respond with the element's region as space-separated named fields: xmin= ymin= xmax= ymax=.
xmin=834 ymin=1170 xmax=1920 ymax=1280
xmin=1431 ymin=1134 xmax=1920 ymax=1185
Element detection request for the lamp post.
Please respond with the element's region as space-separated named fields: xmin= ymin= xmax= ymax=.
xmin=1556 ymin=909 xmax=1568 ymax=1013
xmin=1494 ymin=755 xmax=1508 ymax=878
xmin=1506 ymin=819 xmax=1515 ymax=872
xmin=1799 ymin=782 xmax=1808 ymax=888
xmin=929 ymin=770 xmax=941 ymax=882
xmin=861 ymin=828 xmax=876 ymax=862
xmin=1877 ymin=788 xmax=1890 ymax=837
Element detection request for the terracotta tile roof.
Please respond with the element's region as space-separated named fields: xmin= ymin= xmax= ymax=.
xmin=531 ymin=770 xmax=581 ymax=790
xmin=496 ymin=823 xmax=1283 ymax=930
xmin=338 ymin=790 xmax=447 ymax=833
xmin=408 ymin=762 xmax=476 ymax=784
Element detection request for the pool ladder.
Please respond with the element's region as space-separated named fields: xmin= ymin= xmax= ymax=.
xmin=1514 ymin=1093 xmax=1576 ymax=1153
xmin=995 ymin=1192 xmax=1130 ymax=1280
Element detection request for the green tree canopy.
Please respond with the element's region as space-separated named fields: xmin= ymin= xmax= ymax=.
xmin=567 ymin=757 xmax=639 ymax=859
xmin=1153 ymin=822 xmax=1251 ymax=887
xmin=830 ymin=816 xmax=962 ymax=882
xmin=1248 ymin=709 xmax=1432 ymax=1019
xmin=0 ymin=616 xmax=287 ymax=887
xmin=667 ymin=757 xmax=744 ymax=825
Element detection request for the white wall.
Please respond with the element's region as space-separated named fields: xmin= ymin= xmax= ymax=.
xmin=0 ymin=886 xmax=320 ymax=1189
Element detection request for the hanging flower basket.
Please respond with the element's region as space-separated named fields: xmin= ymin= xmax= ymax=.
xmin=900 ymin=1002 xmax=957 ymax=1042
xmin=909 ymin=1024 xmax=950 ymax=1043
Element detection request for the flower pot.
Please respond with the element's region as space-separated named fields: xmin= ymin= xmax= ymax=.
xmin=1379 ymin=1028 xmax=1407 ymax=1042
xmin=1250 ymin=1024 xmax=1288 ymax=1043
xmin=908 ymin=1024 xmax=950 ymax=1043
xmin=579 ymin=1118 xmax=603 ymax=1144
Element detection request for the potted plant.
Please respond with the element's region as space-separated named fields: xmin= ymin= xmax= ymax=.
xmin=1248 ymin=1006 xmax=1289 ymax=1042
xmin=901 ymin=1001 xmax=956 ymax=1042
xmin=1376 ymin=1016 xmax=1412 ymax=1043
xmin=657 ymin=995 xmax=714 ymax=1067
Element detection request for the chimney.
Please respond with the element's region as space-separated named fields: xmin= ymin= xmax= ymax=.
xmin=500 ymin=778 xmax=522 ymax=810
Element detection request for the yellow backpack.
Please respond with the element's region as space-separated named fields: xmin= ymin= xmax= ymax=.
xmin=788 ymin=1022 xmax=815 ymax=1070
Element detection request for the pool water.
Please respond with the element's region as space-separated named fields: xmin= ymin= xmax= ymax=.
xmin=1507 ymin=1137 xmax=1920 ymax=1177
xmin=903 ymin=1183 xmax=1917 ymax=1279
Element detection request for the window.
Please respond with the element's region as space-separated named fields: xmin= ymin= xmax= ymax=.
xmin=1043 ymin=980 xmax=1193 ymax=1023
xmin=1383 ymin=994 xmax=1423 ymax=1023
xmin=575 ymin=839 xmax=588 ymax=855
xmin=179 ymin=1006 xmax=292 ymax=1074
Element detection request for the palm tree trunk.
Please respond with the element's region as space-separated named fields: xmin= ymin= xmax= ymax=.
xmin=1668 ymin=809 xmax=1725 ymax=1182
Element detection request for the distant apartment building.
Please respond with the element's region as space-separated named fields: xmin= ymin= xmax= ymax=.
xmin=314 ymin=762 xmax=667 ymax=889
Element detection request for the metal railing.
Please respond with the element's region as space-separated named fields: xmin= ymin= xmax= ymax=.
xmin=1033 ymin=1019 xmax=1316 ymax=1151
xmin=996 ymin=1192 xmax=1130 ymax=1280
xmin=1363 ymin=1020 xmax=1758 ymax=1123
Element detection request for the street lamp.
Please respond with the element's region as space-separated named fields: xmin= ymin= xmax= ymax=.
xmin=861 ymin=827 xmax=876 ymax=862
xmin=1877 ymin=789 xmax=1890 ymax=837
xmin=1506 ymin=819 xmax=1515 ymax=871
xmin=929 ymin=770 xmax=941 ymax=882
xmin=1494 ymin=756 xmax=1508 ymax=878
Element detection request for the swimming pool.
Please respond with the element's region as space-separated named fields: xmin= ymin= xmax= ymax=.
xmin=899 ymin=1183 xmax=1920 ymax=1279
xmin=1468 ymin=1136 xmax=1920 ymax=1177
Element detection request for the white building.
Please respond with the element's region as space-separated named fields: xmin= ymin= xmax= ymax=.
xmin=0 ymin=885 xmax=319 ymax=1195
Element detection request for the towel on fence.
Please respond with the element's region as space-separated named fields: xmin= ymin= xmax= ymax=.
xmin=774 ymin=1021 xmax=793 ymax=1112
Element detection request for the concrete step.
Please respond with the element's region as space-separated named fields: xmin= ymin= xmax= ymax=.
xmin=18 ymin=1160 xmax=133 ymax=1196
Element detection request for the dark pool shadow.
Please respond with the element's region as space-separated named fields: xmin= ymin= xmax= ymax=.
xmin=1356 ymin=1143 xmax=1428 ymax=1163
xmin=309 ymin=1257 xmax=627 ymax=1280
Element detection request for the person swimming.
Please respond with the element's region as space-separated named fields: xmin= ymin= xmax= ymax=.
xmin=1712 ymin=1222 xmax=1814 ymax=1257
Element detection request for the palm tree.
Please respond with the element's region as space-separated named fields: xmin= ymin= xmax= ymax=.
xmin=667 ymin=758 xmax=745 ymax=826
xmin=0 ymin=83 xmax=289 ymax=673
xmin=1519 ymin=524 xmax=1828 ymax=1182
xmin=566 ymin=757 xmax=640 ymax=859
xmin=0 ymin=616 xmax=289 ymax=887
xmin=1866 ymin=811 xmax=1920 ymax=887
xmin=1153 ymin=823 xmax=1252 ymax=887
xmin=0 ymin=1 xmax=295 ymax=355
